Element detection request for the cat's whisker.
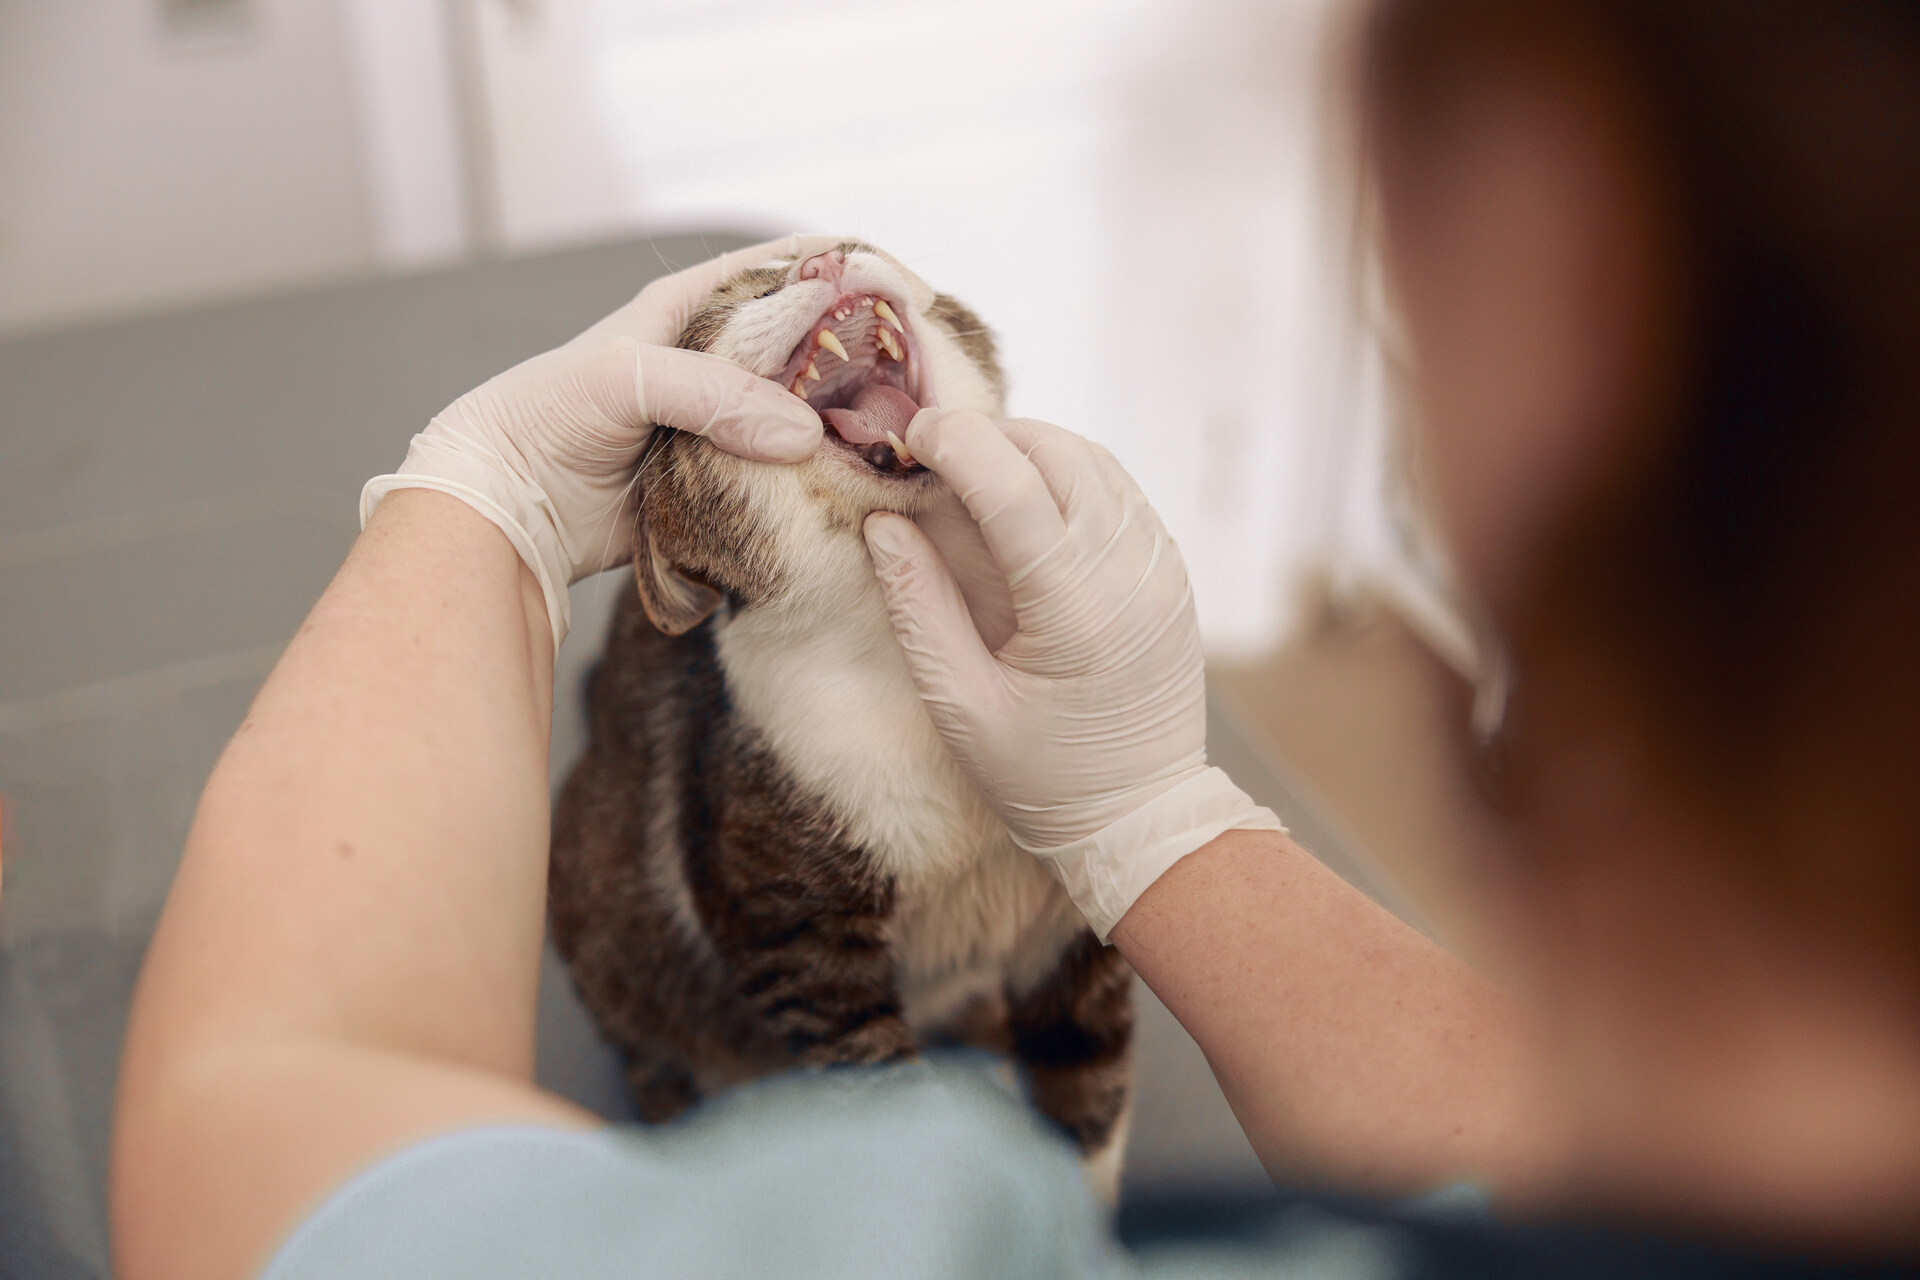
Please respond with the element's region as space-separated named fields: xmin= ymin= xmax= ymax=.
xmin=587 ymin=454 xmax=657 ymax=600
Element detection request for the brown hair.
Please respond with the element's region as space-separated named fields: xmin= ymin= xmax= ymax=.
xmin=1364 ymin=0 xmax=1920 ymax=981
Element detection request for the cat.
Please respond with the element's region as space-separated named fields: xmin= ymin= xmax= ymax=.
xmin=550 ymin=242 xmax=1133 ymax=1196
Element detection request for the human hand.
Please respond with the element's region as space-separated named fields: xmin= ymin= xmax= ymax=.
xmin=361 ymin=234 xmax=846 ymax=651
xmin=863 ymin=412 xmax=1283 ymax=940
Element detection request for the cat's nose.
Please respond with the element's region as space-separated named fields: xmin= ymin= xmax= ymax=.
xmin=796 ymin=249 xmax=846 ymax=289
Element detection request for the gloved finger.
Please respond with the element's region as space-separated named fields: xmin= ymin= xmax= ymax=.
xmin=913 ymin=498 xmax=1018 ymax=652
xmin=863 ymin=512 xmax=1007 ymax=726
xmin=1002 ymin=418 xmax=1156 ymax=521
xmin=1082 ymin=439 xmax=1184 ymax=592
xmin=581 ymin=234 xmax=851 ymax=348
xmin=1055 ymin=433 xmax=1173 ymax=584
xmin=1086 ymin=439 xmax=1154 ymax=511
xmin=1008 ymin=427 xmax=1175 ymax=602
xmin=634 ymin=342 xmax=822 ymax=463
xmin=903 ymin=409 xmax=1069 ymax=588
xmin=998 ymin=418 xmax=1126 ymax=546
xmin=510 ymin=338 xmax=821 ymax=467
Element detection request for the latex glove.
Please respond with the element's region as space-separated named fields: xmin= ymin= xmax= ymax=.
xmin=863 ymin=412 xmax=1284 ymax=942
xmin=362 ymin=234 xmax=846 ymax=652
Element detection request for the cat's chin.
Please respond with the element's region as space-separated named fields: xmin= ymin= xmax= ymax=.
xmin=828 ymin=431 xmax=929 ymax=477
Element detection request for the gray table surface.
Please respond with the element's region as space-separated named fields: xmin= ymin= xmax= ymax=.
xmin=0 ymin=233 xmax=1393 ymax=1278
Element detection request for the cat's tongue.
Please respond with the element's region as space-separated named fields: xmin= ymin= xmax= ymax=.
xmin=822 ymin=384 xmax=919 ymax=447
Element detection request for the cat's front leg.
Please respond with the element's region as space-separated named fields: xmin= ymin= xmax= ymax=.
xmin=1007 ymin=932 xmax=1136 ymax=1201
xmin=703 ymin=854 xmax=918 ymax=1069
xmin=738 ymin=904 xmax=919 ymax=1066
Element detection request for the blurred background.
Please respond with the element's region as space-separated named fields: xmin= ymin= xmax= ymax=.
xmin=0 ymin=0 xmax=1484 ymax=658
xmin=0 ymin=2 xmax=1508 ymax=1275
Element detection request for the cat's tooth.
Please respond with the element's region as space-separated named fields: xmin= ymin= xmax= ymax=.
xmin=802 ymin=359 xmax=821 ymax=382
xmin=874 ymin=299 xmax=905 ymax=333
xmin=835 ymin=308 xmax=851 ymax=320
xmin=790 ymin=375 xmax=808 ymax=395
xmin=816 ymin=329 xmax=849 ymax=361
xmin=885 ymin=430 xmax=916 ymax=466
xmin=876 ymin=326 xmax=902 ymax=361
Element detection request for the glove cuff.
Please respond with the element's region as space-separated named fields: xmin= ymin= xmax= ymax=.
xmin=1019 ymin=767 xmax=1286 ymax=943
xmin=360 ymin=431 xmax=571 ymax=654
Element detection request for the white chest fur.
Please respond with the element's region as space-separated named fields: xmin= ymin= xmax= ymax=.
xmin=713 ymin=518 xmax=1082 ymax=1022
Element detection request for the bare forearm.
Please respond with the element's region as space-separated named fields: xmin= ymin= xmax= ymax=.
xmin=135 ymin=489 xmax=556 ymax=1065
xmin=1111 ymin=828 xmax=1568 ymax=1198
xmin=115 ymin=490 xmax=586 ymax=1280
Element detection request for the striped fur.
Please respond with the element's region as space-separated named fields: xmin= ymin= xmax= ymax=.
xmin=550 ymin=245 xmax=1133 ymax=1194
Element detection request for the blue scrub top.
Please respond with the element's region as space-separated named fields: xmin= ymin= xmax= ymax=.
xmin=257 ymin=1060 xmax=1400 ymax=1280
xmin=259 ymin=1057 xmax=1911 ymax=1279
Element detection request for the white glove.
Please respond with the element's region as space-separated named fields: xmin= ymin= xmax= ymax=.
xmin=362 ymin=234 xmax=846 ymax=652
xmin=863 ymin=411 xmax=1284 ymax=942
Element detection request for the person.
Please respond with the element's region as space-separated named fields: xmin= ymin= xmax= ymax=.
xmin=111 ymin=0 xmax=1920 ymax=1276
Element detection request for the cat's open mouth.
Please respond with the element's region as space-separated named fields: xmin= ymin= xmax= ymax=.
xmin=775 ymin=292 xmax=927 ymax=476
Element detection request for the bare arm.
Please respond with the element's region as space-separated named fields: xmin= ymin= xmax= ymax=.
xmin=109 ymin=238 xmax=839 ymax=1280
xmin=863 ymin=410 xmax=1572 ymax=1200
xmin=112 ymin=491 xmax=590 ymax=1280
xmin=1110 ymin=827 xmax=1572 ymax=1198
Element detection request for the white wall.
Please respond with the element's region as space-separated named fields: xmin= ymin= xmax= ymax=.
xmin=471 ymin=0 xmax=630 ymax=251
xmin=339 ymin=0 xmax=470 ymax=270
xmin=1098 ymin=0 xmax=1353 ymax=655
xmin=534 ymin=0 xmax=1354 ymax=655
xmin=0 ymin=0 xmax=1458 ymax=665
xmin=0 ymin=0 xmax=376 ymax=336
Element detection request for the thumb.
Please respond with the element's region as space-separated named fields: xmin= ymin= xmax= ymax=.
xmin=479 ymin=337 xmax=821 ymax=471
xmin=863 ymin=513 xmax=1006 ymax=727
xmin=634 ymin=343 xmax=822 ymax=464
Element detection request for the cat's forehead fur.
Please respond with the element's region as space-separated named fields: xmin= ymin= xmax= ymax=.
xmin=633 ymin=242 xmax=1005 ymax=625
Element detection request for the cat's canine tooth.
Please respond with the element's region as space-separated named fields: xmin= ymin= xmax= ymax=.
xmin=802 ymin=359 xmax=821 ymax=382
xmin=790 ymin=375 xmax=808 ymax=395
xmin=815 ymin=329 xmax=849 ymax=361
xmin=885 ymin=430 xmax=916 ymax=466
xmin=876 ymin=326 xmax=902 ymax=361
xmin=873 ymin=299 xmax=905 ymax=333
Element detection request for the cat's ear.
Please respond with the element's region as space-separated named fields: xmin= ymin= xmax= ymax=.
xmin=633 ymin=511 xmax=723 ymax=636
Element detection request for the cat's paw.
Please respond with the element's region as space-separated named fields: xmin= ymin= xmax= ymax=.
xmin=1078 ymin=1108 xmax=1132 ymax=1209
xmin=627 ymin=1057 xmax=702 ymax=1124
xmin=800 ymin=1017 xmax=920 ymax=1068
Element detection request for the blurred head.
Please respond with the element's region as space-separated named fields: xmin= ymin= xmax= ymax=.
xmin=1363 ymin=0 xmax=1920 ymax=1220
